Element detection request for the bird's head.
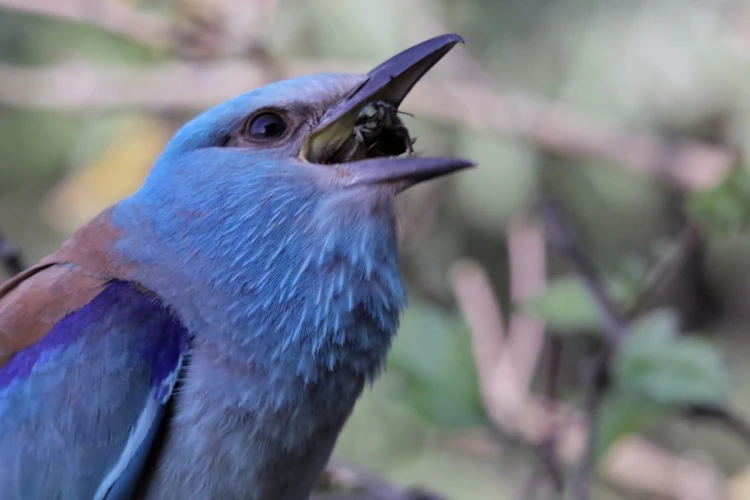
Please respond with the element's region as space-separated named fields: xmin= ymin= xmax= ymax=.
xmin=123 ymin=34 xmax=473 ymax=299
xmin=112 ymin=35 xmax=475 ymax=376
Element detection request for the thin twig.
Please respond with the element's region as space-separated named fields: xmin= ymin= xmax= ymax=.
xmin=538 ymin=199 xmax=630 ymax=500
xmin=508 ymin=218 xmax=564 ymax=494
xmin=515 ymin=465 xmax=547 ymax=500
xmin=540 ymin=204 xmax=750 ymax=449
xmin=451 ymin=258 xmax=730 ymax=499
xmin=535 ymin=437 xmax=565 ymax=494
xmin=566 ymin=359 xmax=606 ymax=500
xmin=544 ymin=338 xmax=563 ymax=404
xmin=534 ymin=337 xmax=565 ymax=494
xmin=311 ymin=492 xmax=444 ymax=500
xmin=507 ymin=217 xmax=548 ymax=389
xmin=684 ymin=405 xmax=750 ymax=446
xmin=538 ymin=199 xmax=627 ymax=341
xmin=314 ymin=459 xmax=447 ymax=500
xmin=537 ymin=199 xmax=750 ymax=498
xmin=453 ymin=270 xmax=728 ymax=500
xmin=627 ymin=223 xmax=704 ymax=318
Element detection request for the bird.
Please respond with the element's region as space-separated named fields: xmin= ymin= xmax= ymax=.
xmin=0 ymin=34 xmax=474 ymax=500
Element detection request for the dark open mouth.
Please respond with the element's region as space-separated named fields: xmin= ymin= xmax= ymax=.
xmin=317 ymin=101 xmax=416 ymax=164
xmin=300 ymin=34 xmax=475 ymax=188
xmin=300 ymin=34 xmax=463 ymax=165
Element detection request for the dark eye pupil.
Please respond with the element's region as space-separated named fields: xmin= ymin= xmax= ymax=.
xmin=248 ymin=112 xmax=287 ymax=140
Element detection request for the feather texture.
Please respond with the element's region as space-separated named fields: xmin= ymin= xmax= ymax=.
xmin=0 ymin=276 xmax=188 ymax=499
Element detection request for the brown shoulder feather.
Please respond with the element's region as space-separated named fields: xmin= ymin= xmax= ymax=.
xmin=0 ymin=207 xmax=129 ymax=368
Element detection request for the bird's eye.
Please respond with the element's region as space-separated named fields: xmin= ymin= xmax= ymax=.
xmin=246 ymin=112 xmax=288 ymax=141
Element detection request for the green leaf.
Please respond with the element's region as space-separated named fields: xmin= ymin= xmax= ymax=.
xmin=523 ymin=276 xmax=632 ymax=334
xmin=687 ymin=165 xmax=750 ymax=237
xmin=595 ymin=392 xmax=668 ymax=462
xmin=614 ymin=309 xmax=731 ymax=407
xmin=628 ymin=308 xmax=681 ymax=339
xmin=523 ymin=277 xmax=600 ymax=333
xmin=387 ymin=304 xmax=485 ymax=427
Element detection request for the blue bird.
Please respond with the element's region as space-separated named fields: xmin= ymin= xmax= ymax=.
xmin=0 ymin=34 xmax=473 ymax=499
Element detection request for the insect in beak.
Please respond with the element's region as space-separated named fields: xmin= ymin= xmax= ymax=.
xmin=301 ymin=34 xmax=475 ymax=190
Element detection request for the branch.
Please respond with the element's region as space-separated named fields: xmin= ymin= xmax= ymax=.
xmin=685 ymin=405 xmax=750 ymax=446
xmin=626 ymin=223 xmax=704 ymax=318
xmin=451 ymin=258 xmax=726 ymax=499
xmin=538 ymin=199 xmax=627 ymax=343
xmin=314 ymin=459 xmax=447 ymax=500
xmin=453 ymin=209 xmax=734 ymax=498
xmin=0 ymin=61 xmax=736 ymax=191
xmin=0 ymin=233 xmax=24 ymax=276
xmin=537 ymin=200 xmax=748 ymax=499
xmin=506 ymin=218 xmax=564 ymax=496
xmin=0 ymin=0 xmax=174 ymax=51
xmin=312 ymin=490 xmax=444 ymax=500
xmin=538 ymin=199 xmax=627 ymax=500
xmin=451 ymin=223 xmax=561 ymax=497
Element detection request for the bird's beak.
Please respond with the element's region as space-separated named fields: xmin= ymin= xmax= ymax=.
xmin=301 ymin=34 xmax=475 ymax=189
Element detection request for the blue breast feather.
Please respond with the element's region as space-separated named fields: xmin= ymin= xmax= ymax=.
xmin=0 ymin=279 xmax=189 ymax=500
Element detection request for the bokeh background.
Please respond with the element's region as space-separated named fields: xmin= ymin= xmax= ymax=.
xmin=2 ymin=1 xmax=750 ymax=499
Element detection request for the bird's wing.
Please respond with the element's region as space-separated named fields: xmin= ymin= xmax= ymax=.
xmin=0 ymin=259 xmax=189 ymax=500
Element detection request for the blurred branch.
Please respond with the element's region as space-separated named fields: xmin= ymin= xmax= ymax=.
xmin=627 ymin=223 xmax=704 ymax=318
xmin=685 ymin=405 xmax=750 ymax=447
xmin=538 ymin=201 xmax=627 ymax=343
xmin=0 ymin=0 xmax=174 ymax=51
xmin=452 ymin=220 xmax=565 ymax=497
xmin=0 ymin=60 xmax=736 ymax=191
xmin=507 ymin=218 xmax=548 ymax=389
xmin=524 ymin=336 xmax=566 ymax=499
xmin=314 ymin=459 xmax=447 ymax=500
xmin=538 ymin=199 xmax=623 ymax=500
xmin=409 ymin=8 xmax=734 ymax=195
xmin=312 ymin=492 xmax=441 ymax=500
xmin=0 ymin=233 xmax=24 ymax=277
xmin=450 ymin=251 xmax=729 ymax=499
xmin=0 ymin=0 xmax=280 ymax=58
xmin=506 ymin=219 xmax=563 ymax=494
xmin=450 ymin=259 xmax=509 ymax=390
xmin=541 ymin=201 xmax=750 ymax=452
xmin=537 ymin=199 xmax=750 ymax=498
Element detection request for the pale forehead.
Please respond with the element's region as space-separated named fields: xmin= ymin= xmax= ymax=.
xmin=165 ymin=72 xmax=367 ymax=153
xmin=240 ymin=72 xmax=366 ymax=109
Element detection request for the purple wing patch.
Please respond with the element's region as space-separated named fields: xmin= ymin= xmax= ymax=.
xmin=0 ymin=278 xmax=190 ymax=499
xmin=0 ymin=280 xmax=189 ymax=397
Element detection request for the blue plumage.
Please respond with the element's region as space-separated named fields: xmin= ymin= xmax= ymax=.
xmin=0 ymin=280 xmax=188 ymax=499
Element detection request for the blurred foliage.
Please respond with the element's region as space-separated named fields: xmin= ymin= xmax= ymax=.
xmin=597 ymin=309 xmax=731 ymax=459
xmin=526 ymin=277 xmax=731 ymax=463
xmin=388 ymin=304 xmax=485 ymax=427
xmin=524 ymin=276 xmax=633 ymax=334
xmin=614 ymin=310 xmax=730 ymax=408
xmin=595 ymin=393 xmax=666 ymax=463
xmin=3 ymin=0 xmax=750 ymax=498
xmin=689 ymin=164 xmax=750 ymax=237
